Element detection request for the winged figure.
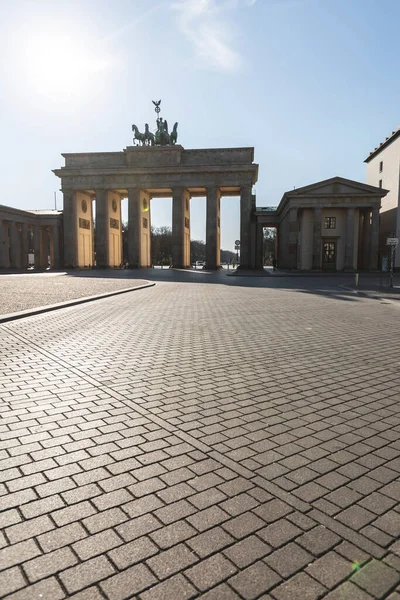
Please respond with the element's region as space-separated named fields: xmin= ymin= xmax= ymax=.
xmin=152 ymin=100 xmax=161 ymax=108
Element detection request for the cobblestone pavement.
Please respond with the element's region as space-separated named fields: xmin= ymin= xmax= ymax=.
xmin=0 ymin=272 xmax=148 ymax=315
xmin=0 ymin=276 xmax=399 ymax=599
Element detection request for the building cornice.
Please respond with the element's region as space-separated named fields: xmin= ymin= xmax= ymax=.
xmin=364 ymin=128 xmax=400 ymax=163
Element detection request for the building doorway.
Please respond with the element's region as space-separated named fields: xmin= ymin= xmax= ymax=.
xmin=322 ymin=240 xmax=337 ymax=270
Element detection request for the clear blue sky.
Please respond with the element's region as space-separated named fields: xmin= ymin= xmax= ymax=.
xmin=1 ymin=0 xmax=399 ymax=251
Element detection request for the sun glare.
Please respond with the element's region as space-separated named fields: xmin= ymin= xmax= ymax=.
xmin=20 ymin=32 xmax=112 ymax=102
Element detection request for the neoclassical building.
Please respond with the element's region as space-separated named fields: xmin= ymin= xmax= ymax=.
xmin=0 ymin=204 xmax=62 ymax=270
xmin=255 ymin=177 xmax=387 ymax=271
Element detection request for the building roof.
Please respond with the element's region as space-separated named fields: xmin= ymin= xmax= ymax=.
xmin=365 ymin=127 xmax=400 ymax=163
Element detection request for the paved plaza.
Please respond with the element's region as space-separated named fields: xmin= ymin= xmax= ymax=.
xmin=0 ymin=272 xmax=400 ymax=599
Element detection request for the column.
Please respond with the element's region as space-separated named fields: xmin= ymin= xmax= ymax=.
xmin=10 ymin=222 xmax=22 ymax=269
xmin=95 ymin=190 xmax=109 ymax=268
xmin=206 ymin=187 xmax=220 ymax=270
xmin=362 ymin=210 xmax=371 ymax=269
xmin=21 ymin=223 xmax=28 ymax=269
xmin=255 ymin=223 xmax=264 ymax=269
xmin=239 ymin=185 xmax=252 ymax=269
xmin=62 ymin=190 xmax=77 ymax=267
xmin=312 ymin=208 xmax=322 ymax=269
xmin=34 ymin=226 xmax=41 ymax=269
xmin=288 ymin=207 xmax=299 ymax=269
xmin=0 ymin=221 xmax=10 ymax=269
xmin=183 ymin=190 xmax=191 ymax=268
xmin=49 ymin=225 xmax=61 ymax=269
xmin=40 ymin=228 xmax=48 ymax=268
xmin=344 ymin=208 xmax=355 ymax=270
xmin=127 ymin=189 xmax=151 ymax=268
xmin=369 ymin=207 xmax=379 ymax=270
xmin=172 ymin=187 xmax=186 ymax=268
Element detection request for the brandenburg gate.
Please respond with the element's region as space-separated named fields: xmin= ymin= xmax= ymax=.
xmin=53 ymin=102 xmax=259 ymax=270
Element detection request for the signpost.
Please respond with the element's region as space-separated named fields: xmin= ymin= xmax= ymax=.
xmin=235 ymin=240 xmax=240 ymax=263
xmin=386 ymin=237 xmax=398 ymax=288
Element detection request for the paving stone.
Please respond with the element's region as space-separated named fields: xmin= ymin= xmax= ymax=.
xmin=0 ymin=539 xmax=41 ymax=571
xmin=0 ymin=566 xmax=26 ymax=596
xmin=107 ymin=536 xmax=158 ymax=569
xmin=323 ymin=582 xmax=374 ymax=599
xmin=187 ymin=526 xmax=235 ymax=558
xmin=60 ymin=555 xmax=116 ymax=594
xmin=139 ymin=573 xmax=196 ymax=600
xmin=37 ymin=522 xmax=87 ymax=552
xmin=23 ymin=546 xmax=78 ymax=582
xmin=72 ymin=529 xmax=122 ymax=560
xmin=222 ymin=511 xmax=265 ymax=539
xmin=6 ymin=515 xmax=54 ymax=543
xmin=373 ymin=510 xmax=400 ymax=537
xmin=146 ymin=543 xmax=198 ymax=579
xmin=351 ymin=559 xmax=400 ymax=598
xmin=187 ymin=505 xmax=230 ymax=533
xmin=193 ymin=582 xmax=241 ymax=599
xmin=271 ymin=572 xmax=327 ymax=600
xmin=223 ymin=534 xmax=271 ymax=568
xmin=4 ymin=576 xmax=65 ymax=600
xmin=305 ymin=551 xmax=353 ymax=588
xmin=100 ymin=563 xmax=157 ymax=599
xmin=185 ymin=553 xmax=237 ymax=591
xmin=150 ymin=520 xmax=197 ymax=549
xmin=266 ymin=542 xmax=313 ymax=578
xmin=336 ymin=505 xmax=376 ymax=530
xmin=229 ymin=560 xmax=281 ymax=599
xmin=258 ymin=518 xmax=302 ymax=548
xmin=297 ymin=525 xmax=341 ymax=556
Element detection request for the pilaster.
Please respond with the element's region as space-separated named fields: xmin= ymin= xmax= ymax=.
xmin=34 ymin=226 xmax=41 ymax=270
xmin=0 ymin=221 xmax=10 ymax=269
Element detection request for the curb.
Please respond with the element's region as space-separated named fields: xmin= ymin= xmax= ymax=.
xmin=0 ymin=282 xmax=156 ymax=324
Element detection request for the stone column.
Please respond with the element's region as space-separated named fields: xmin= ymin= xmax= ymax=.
xmin=10 ymin=222 xmax=22 ymax=269
xmin=369 ymin=207 xmax=379 ymax=270
xmin=183 ymin=190 xmax=191 ymax=268
xmin=63 ymin=190 xmax=77 ymax=267
xmin=172 ymin=187 xmax=186 ymax=268
xmin=49 ymin=225 xmax=61 ymax=269
xmin=34 ymin=226 xmax=41 ymax=269
xmin=239 ymin=185 xmax=253 ymax=269
xmin=206 ymin=187 xmax=220 ymax=269
xmin=127 ymin=188 xmax=151 ymax=268
xmin=255 ymin=223 xmax=264 ymax=269
xmin=0 ymin=221 xmax=10 ymax=269
xmin=344 ymin=208 xmax=355 ymax=270
xmin=95 ymin=190 xmax=109 ymax=268
xmin=312 ymin=207 xmax=322 ymax=269
xmin=288 ymin=207 xmax=299 ymax=269
xmin=362 ymin=210 xmax=371 ymax=269
xmin=21 ymin=223 xmax=29 ymax=269
xmin=40 ymin=228 xmax=48 ymax=268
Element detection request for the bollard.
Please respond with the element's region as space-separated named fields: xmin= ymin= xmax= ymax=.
xmin=355 ymin=273 xmax=359 ymax=288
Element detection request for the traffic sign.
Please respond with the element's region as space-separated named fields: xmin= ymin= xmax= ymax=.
xmin=235 ymin=239 xmax=240 ymax=246
xmin=386 ymin=237 xmax=399 ymax=246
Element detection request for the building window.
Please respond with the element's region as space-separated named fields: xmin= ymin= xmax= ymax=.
xmin=324 ymin=217 xmax=336 ymax=229
xmin=379 ymin=179 xmax=382 ymax=188
xmin=379 ymin=161 xmax=383 ymax=172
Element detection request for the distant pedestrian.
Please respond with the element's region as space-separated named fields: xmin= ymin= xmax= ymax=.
xmin=272 ymin=257 xmax=277 ymax=272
